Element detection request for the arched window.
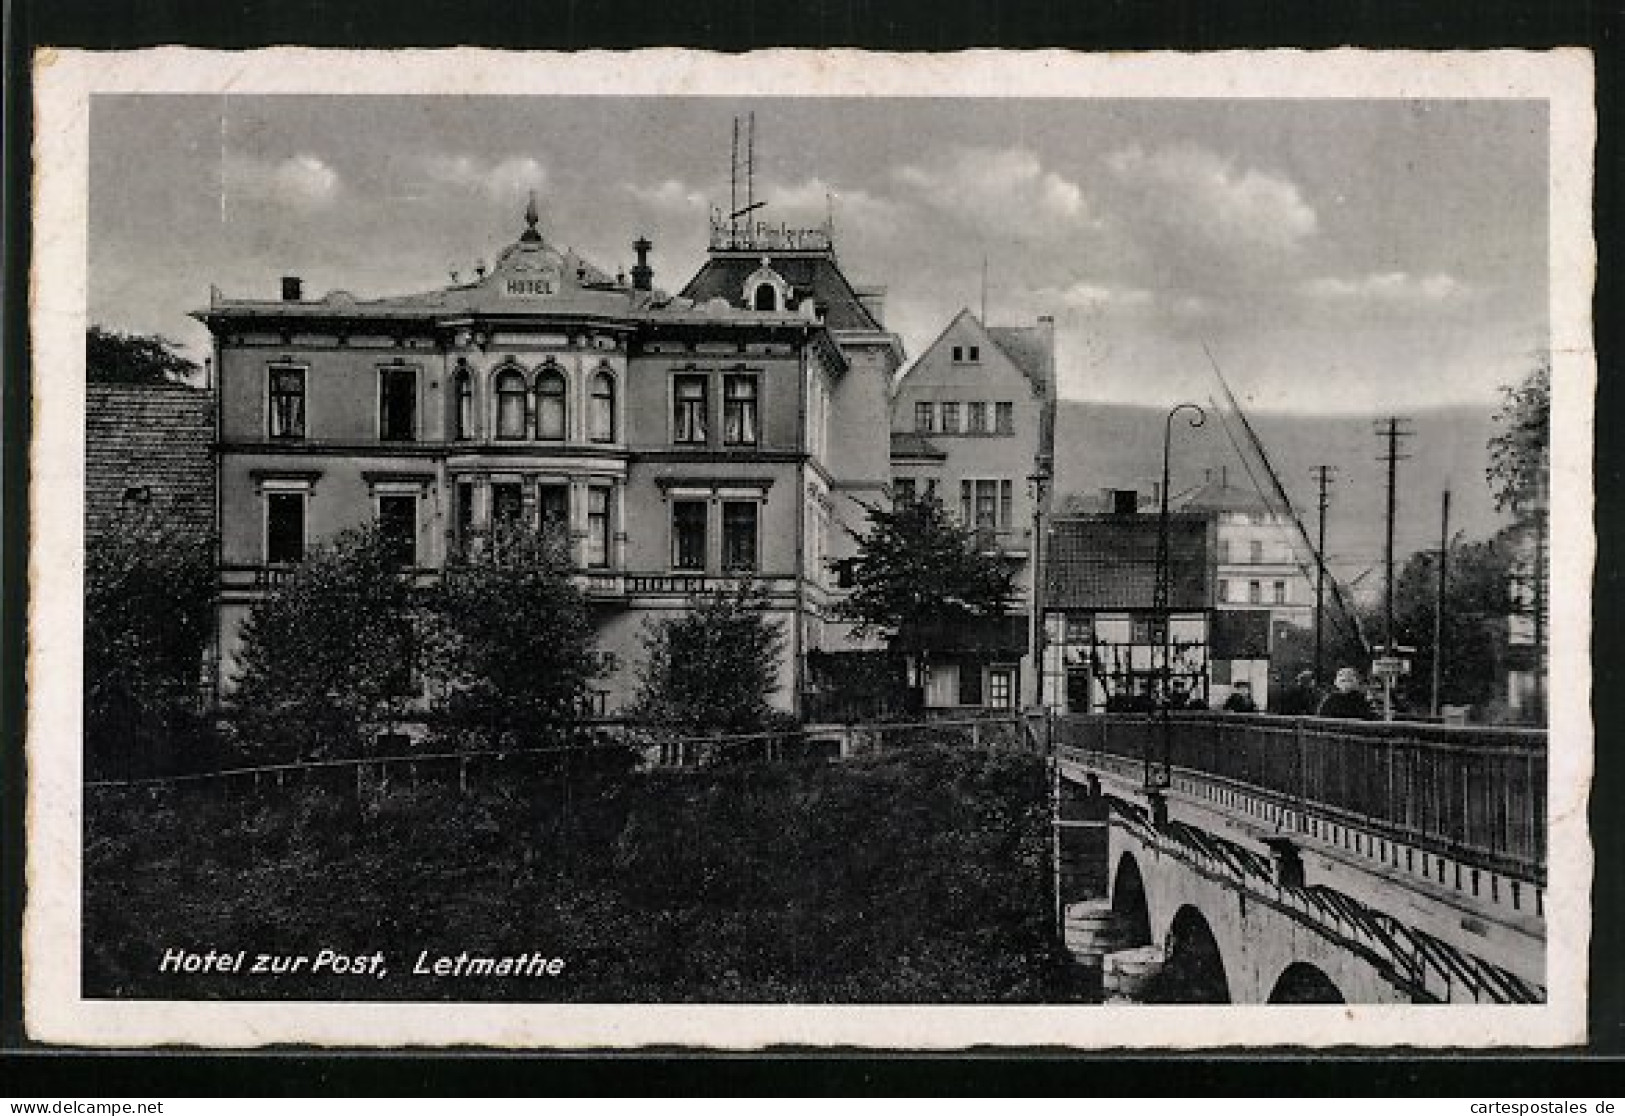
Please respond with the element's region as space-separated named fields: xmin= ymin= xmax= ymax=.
xmin=536 ymin=366 xmax=567 ymax=440
xmin=454 ymin=364 xmax=474 ymax=439
xmin=495 ymin=367 xmax=527 ymax=440
xmin=753 ymin=283 xmax=778 ymax=311
xmin=590 ymin=368 xmax=616 ymax=443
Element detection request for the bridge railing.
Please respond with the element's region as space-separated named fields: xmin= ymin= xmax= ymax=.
xmin=1053 ymin=713 xmax=1546 ymax=885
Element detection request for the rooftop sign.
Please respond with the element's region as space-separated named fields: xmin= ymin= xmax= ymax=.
xmin=709 ymin=208 xmax=832 ymax=252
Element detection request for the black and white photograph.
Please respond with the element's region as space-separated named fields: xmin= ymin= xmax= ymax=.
xmin=24 ymin=48 xmax=1593 ymax=1048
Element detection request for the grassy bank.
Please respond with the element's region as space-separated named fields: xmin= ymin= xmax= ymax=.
xmin=83 ymin=745 xmax=1070 ymax=1002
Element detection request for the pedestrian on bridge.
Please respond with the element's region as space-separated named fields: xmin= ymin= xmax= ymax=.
xmin=1222 ymin=681 xmax=1258 ymax=713
xmin=1276 ymin=670 xmax=1321 ymax=716
xmin=1317 ymin=666 xmax=1377 ymax=720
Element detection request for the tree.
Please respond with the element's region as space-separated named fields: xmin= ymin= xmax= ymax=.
xmin=1486 ymin=360 xmax=1550 ymax=721
xmin=833 ymin=496 xmax=1018 ymax=658
xmin=87 ymin=325 xmax=200 ymax=385
xmin=84 ymin=512 xmax=214 ymax=777
xmin=430 ymin=522 xmax=599 ymax=747
xmin=630 ymin=579 xmax=788 ymax=736
xmin=1487 ymin=360 xmax=1550 ymax=514
xmin=231 ymin=524 xmax=424 ymax=761
xmin=1384 ymin=532 xmax=1516 ymax=714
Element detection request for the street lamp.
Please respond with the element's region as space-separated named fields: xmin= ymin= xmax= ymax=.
xmin=1027 ymin=464 xmax=1052 ymax=711
xmin=1147 ymin=402 xmax=1206 ymax=793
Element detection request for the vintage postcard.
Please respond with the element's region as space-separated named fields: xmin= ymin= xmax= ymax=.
xmin=25 ymin=48 xmax=1594 ymax=1048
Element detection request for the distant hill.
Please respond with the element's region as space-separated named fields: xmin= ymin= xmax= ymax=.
xmin=1052 ymin=400 xmax=1510 ymax=589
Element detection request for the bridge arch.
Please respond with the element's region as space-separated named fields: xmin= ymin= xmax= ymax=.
xmin=1110 ymin=852 xmax=1153 ymax=947
xmin=1267 ymin=961 xmax=1346 ymax=1004
xmin=1153 ymin=905 xmax=1232 ymax=1004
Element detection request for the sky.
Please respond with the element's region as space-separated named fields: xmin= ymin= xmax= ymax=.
xmin=88 ymin=95 xmax=1549 ymax=413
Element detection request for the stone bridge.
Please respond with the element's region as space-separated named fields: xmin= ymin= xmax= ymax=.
xmin=1050 ymin=712 xmax=1545 ymax=1004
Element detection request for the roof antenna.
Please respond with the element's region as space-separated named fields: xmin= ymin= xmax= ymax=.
xmin=728 ymin=113 xmax=765 ymax=244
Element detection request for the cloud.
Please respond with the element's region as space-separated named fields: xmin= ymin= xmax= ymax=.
xmin=421 ymin=155 xmax=548 ymax=201
xmin=625 ymin=178 xmax=708 ymax=213
xmin=1106 ymin=144 xmax=1317 ymax=253
xmin=1031 ymin=281 xmax=1155 ymax=312
xmin=224 ymin=153 xmax=341 ymax=209
xmin=894 ymin=146 xmax=1091 ymax=228
xmin=768 ymin=176 xmax=903 ymax=233
xmin=1302 ymin=271 xmax=1472 ymax=303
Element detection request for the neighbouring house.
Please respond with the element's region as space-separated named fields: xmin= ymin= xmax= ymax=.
xmin=1175 ymin=469 xmax=1314 ymax=709
xmin=887 ymin=309 xmax=1057 ymax=711
xmin=86 ymin=381 xmax=215 ymax=544
xmin=1040 ymin=510 xmax=1217 ymax=713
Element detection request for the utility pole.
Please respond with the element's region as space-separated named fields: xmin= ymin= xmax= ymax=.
xmin=1376 ymin=417 xmax=1414 ymax=720
xmin=1431 ymin=488 xmax=1450 ymax=719
xmin=1310 ymin=465 xmax=1336 ymax=682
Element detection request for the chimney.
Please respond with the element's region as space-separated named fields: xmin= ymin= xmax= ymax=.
xmin=631 ymin=237 xmax=653 ymax=292
xmin=1204 ymin=467 xmax=1213 ymax=484
xmin=1221 ymin=464 xmax=1229 ymax=488
xmin=281 ymin=276 xmax=303 ymax=301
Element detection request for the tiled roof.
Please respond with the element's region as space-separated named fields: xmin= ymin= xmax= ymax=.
xmin=1044 ymin=513 xmax=1214 ymax=610
xmin=890 ymin=431 xmax=948 ymax=460
xmin=1177 ymin=479 xmax=1273 ymax=514
xmin=678 ymin=252 xmax=883 ymax=332
xmin=986 ymin=323 xmax=1051 ymax=396
xmin=86 ymin=383 xmax=214 ymax=542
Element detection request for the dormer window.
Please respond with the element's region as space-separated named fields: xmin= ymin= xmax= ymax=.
xmin=743 ymin=258 xmax=789 ymax=314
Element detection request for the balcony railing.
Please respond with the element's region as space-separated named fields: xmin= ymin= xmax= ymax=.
xmin=224 ymin=565 xmax=797 ymax=601
xmin=1054 ymin=712 xmax=1547 ymax=884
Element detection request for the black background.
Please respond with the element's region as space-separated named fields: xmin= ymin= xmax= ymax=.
xmin=3 ymin=0 xmax=1620 ymax=1095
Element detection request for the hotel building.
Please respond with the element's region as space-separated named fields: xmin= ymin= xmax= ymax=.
xmin=198 ymin=199 xmax=901 ymax=716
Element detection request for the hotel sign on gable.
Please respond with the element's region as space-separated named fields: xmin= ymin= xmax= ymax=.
xmin=503 ymin=277 xmax=557 ymax=298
